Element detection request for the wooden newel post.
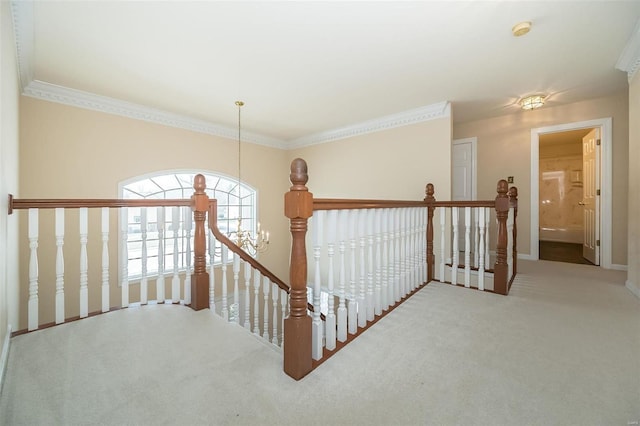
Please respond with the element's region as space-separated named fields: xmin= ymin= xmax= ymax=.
xmin=494 ymin=179 xmax=509 ymax=295
xmin=283 ymin=158 xmax=313 ymax=380
xmin=190 ymin=174 xmax=210 ymax=310
xmin=424 ymin=183 xmax=436 ymax=282
xmin=509 ymin=186 xmax=518 ymax=276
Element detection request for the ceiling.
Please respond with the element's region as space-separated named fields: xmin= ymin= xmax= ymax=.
xmin=11 ymin=1 xmax=640 ymax=147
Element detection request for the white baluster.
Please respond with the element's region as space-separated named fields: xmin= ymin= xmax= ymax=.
xmin=221 ymin=245 xmax=229 ymax=321
xmin=381 ymin=209 xmax=389 ymax=310
xmin=232 ymin=253 xmax=240 ymax=324
xmin=451 ymin=207 xmax=458 ymax=286
xmin=439 ymin=208 xmax=446 ymax=281
xmin=366 ymin=209 xmax=375 ymax=321
xmin=420 ymin=208 xmax=426 ymax=285
xmin=280 ymin=287 xmax=287 ymax=347
xmin=120 ymin=208 xmax=129 ymax=308
xmin=464 ymin=207 xmax=471 ymax=288
xmin=401 ymin=208 xmax=408 ymax=297
xmin=387 ymin=208 xmax=395 ymax=306
xmin=478 ymin=207 xmax=486 ymax=291
xmin=485 ymin=208 xmax=490 ymax=269
xmin=312 ymin=210 xmax=324 ymax=360
xmin=347 ymin=209 xmax=358 ymax=335
xmin=271 ymin=283 xmax=279 ymax=345
xmin=171 ymin=207 xmax=181 ymax=303
xmin=409 ymin=208 xmax=415 ymax=292
xmin=357 ymin=209 xmax=367 ymax=328
xmin=393 ymin=208 xmax=401 ymax=302
xmin=336 ymin=210 xmax=347 ymax=342
xmin=28 ymin=209 xmax=39 ymax=331
xmin=55 ymin=208 xmax=65 ymax=324
xmin=140 ymin=208 xmax=148 ymax=305
xmin=209 ymin=230 xmax=216 ymax=314
xmin=156 ymin=207 xmax=166 ymax=303
xmin=244 ymin=260 xmax=251 ymax=330
xmin=262 ymin=276 xmax=270 ymax=340
xmin=101 ymin=207 xmax=110 ymax=312
xmin=253 ymin=270 xmax=261 ymax=335
xmin=183 ymin=206 xmax=192 ymax=305
xmin=412 ymin=208 xmax=418 ymax=288
xmin=79 ymin=207 xmax=89 ymax=318
xmin=325 ymin=209 xmax=337 ymax=351
xmin=373 ymin=209 xmax=382 ymax=315
xmin=473 ymin=209 xmax=479 ymax=268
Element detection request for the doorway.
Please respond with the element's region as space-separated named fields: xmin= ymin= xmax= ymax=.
xmin=530 ymin=118 xmax=613 ymax=268
xmin=538 ymin=128 xmax=595 ymax=265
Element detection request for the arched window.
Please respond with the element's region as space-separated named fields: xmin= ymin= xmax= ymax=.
xmin=120 ymin=171 xmax=257 ymax=281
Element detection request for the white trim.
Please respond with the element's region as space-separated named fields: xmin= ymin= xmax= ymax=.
xmin=530 ymin=118 xmax=613 ymax=269
xmin=288 ymin=102 xmax=451 ymax=148
xmin=10 ymin=0 xmax=33 ymax=90
xmin=517 ymin=253 xmax=536 ymax=261
xmin=610 ymin=264 xmax=628 ymax=272
xmin=0 ymin=325 xmax=12 ymax=396
xmin=452 ymin=137 xmax=478 ymax=200
xmin=616 ymin=19 xmax=640 ymax=82
xmin=21 ymin=79 xmax=451 ymax=151
xmin=22 ymin=80 xmax=287 ymax=149
xmin=626 ymin=280 xmax=640 ymax=299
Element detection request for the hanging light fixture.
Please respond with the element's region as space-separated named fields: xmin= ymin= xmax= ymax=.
xmin=519 ymin=94 xmax=546 ymax=110
xmin=227 ymin=100 xmax=270 ymax=254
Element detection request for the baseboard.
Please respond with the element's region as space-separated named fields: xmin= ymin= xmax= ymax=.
xmin=0 ymin=324 xmax=12 ymax=396
xmin=610 ymin=264 xmax=628 ymax=271
xmin=626 ymin=280 xmax=640 ymax=299
xmin=517 ymin=253 xmax=535 ymax=260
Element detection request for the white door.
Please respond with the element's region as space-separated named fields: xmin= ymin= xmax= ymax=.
xmin=582 ymin=128 xmax=600 ymax=265
xmin=452 ymin=139 xmax=476 ymax=256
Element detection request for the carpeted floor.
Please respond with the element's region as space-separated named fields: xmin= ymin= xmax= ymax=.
xmin=1 ymin=260 xmax=638 ymax=425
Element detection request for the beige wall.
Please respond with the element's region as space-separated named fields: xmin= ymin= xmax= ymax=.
xmin=18 ymin=97 xmax=291 ymax=328
xmin=454 ymin=92 xmax=629 ymax=265
xmin=288 ymin=117 xmax=452 ymax=201
xmin=628 ymin=73 xmax=639 ymax=296
xmin=1 ymin=0 xmax=20 ymax=366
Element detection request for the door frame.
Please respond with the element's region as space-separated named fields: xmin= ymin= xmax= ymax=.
xmin=530 ymin=118 xmax=612 ymax=268
xmin=452 ymin=137 xmax=478 ymax=200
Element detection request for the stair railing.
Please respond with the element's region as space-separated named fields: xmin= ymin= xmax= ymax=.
xmin=283 ymin=158 xmax=518 ymax=380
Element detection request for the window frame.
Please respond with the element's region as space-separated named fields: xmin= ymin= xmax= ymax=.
xmin=118 ymin=169 xmax=259 ymax=284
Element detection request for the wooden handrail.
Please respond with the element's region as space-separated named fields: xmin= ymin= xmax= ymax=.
xmin=313 ymin=198 xmax=496 ymax=211
xmin=313 ymin=199 xmax=427 ymax=210
xmin=8 ymin=195 xmax=191 ymax=214
xmin=207 ymin=200 xmax=289 ymax=293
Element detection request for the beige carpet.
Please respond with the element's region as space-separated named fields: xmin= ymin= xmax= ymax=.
xmin=1 ymin=260 xmax=638 ymax=425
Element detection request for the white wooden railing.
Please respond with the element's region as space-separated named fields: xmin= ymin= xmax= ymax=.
xmin=9 ymin=185 xmax=290 ymax=347
xmin=281 ymin=158 xmax=518 ymax=380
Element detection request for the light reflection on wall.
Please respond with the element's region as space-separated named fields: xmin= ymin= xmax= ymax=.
xmin=539 ymin=157 xmax=583 ymax=229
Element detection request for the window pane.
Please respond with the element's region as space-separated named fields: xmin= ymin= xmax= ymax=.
xmin=121 ymin=171 xmax=258 ymax=282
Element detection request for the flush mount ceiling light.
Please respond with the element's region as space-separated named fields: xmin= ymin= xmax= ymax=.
xmin=519 ymin=94 xmax=546 ymax=110
xmin=512 ymin=21 xmax=531 ymax=37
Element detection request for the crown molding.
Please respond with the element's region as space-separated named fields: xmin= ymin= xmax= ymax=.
xmin=23 ymin=80 xmax=287 ymax=149
xmin=12 ymin=0 xmax=450 ymax=151
xmin=616 ymin=19 xmax=640 ymax=83
xmin=288 ymin=101 xmax=451 ymax=149
xmin=11 ymin=0 xmax=34 ymax=91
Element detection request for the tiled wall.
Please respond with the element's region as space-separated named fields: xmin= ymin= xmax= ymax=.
xmin=539 ymin=155 xmax=583 ymax=230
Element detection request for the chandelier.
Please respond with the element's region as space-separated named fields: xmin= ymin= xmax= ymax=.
xmin=226 ymin=101 xmax=270 ymax=255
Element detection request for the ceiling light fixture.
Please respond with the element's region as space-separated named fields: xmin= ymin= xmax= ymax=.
xmin=519 ymin=94 xmax=546 ymax=110
xmin=228 ymin=100 xmax=270 ymax=255
xmin=512 ymin=21 xmax=532 ymax=37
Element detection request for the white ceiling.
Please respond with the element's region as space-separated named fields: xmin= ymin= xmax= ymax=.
xmin=11 ymin=1 xmax=640 ymax=147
